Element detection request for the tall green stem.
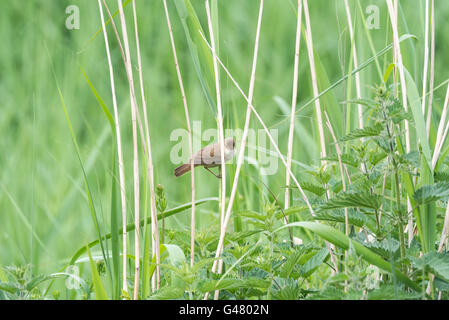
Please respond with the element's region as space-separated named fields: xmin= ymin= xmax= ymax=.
xmin=382 ymin=107 xmax=406 ymax=268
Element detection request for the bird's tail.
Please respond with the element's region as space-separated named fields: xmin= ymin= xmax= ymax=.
xmin=174 ymin=163 xmax=194 ymax=177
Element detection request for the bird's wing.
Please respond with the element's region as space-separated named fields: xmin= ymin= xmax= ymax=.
xmin=192 ymin=144 xmax=221 ymax=165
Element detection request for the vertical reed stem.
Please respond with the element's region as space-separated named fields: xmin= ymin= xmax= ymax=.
xmin=205 ymin=1 xmax=226 ymax=300
xmin=344 ymin=0 xmax=363 ymax=130
xmin=302 ymin=0 xmax=326 ymax=165
xmin=285 ymin=0 xmax=302 ymax=214
xmin=97 ymin=0 xmax=128 ymax=295
xmin=103 ymin=0 xmax=162 ymax=296
xmin=432 ymin=84 xmax=449 ymax=168
xmin=116 ymin=0 xmax=141 ymax=299
xmin=421 ymin=0 xmax=430 ymax=116
xmin=131 ymin=0 xmax=161 ymax=294
xmin=426 ymin=0 xmax=435 ymax=136
xmin=203 ymin=0 xmax=265 ymax=299
xmin=199 ymin=24 xmax=316 ymax=287
xmin=162 ymin=0 xmax=196 ymax=269
xmin=386 ymin=0 xmax=410 ymax=153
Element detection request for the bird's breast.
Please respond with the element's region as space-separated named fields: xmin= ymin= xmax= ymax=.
xmin=224 ymin=148 xmax=235 ymax=161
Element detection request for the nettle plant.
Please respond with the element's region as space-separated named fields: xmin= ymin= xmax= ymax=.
xmin=322 ymin=85 xmax=417 ymax=251
xmin=0 ymin=265 xmax=78 ymax=300
xmin=151 ymin=201 xmax=329 ymax=300
xmin=284 ymin=84 xmax=449 ymax=298
xmin=147 ymin=85 xmax=449 ymax=300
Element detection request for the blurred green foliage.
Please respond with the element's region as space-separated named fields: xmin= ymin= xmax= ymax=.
xmin=1 ymin=0 xmax=449 ymax=292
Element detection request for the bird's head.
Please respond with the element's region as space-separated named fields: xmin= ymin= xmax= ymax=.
xmin=224 ymin=137 xmax=236 ymax=151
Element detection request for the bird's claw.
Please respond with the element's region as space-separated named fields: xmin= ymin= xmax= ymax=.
xmin=204 ymin=167 xmax=222 ymax=179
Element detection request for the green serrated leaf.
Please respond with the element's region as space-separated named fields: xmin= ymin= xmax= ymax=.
xmin=275 ymin=222 xmax=420 ymax=291
xmin=198 ymin=278 xmax=270 ymax=293
xmin=236 ymin=210 xmax=266 ymax=221
xmin=0 ymin=282 xmax=18 ymax=294
xmin=148 ymin=287 xmax=185 ymax=300
xmin=318 ymin=191 xmax=382 ymax=211
xmin=300 ymin=181 xmax=327 ymax=197
xmin=323 ymin=153 xmax=359 ymax=168
xmin=315 ymin=209 xmax=377 ymax=232
xmin=340 ymin=98 xmax=377 ymax=108
xmin=272 ymin=282 xmax=302 ymax=300
xmin=413 ymin=182 xmax=449 ymax=205
xmin=339 ymin=123 xmax=384 ymax=142
xmin=387 ymin=99 xmax=414 ymax=124
xmin=435 ymin=171 xmax=449 ymax=182
xmin=363 ymin=239 xmax=400 ymax=259
xmin=419 ymin=252 xmax=449 ymax=281
xmin=301 ymin=248 xmax=329 ymax=277
xmin=280 ymin=249 xmax=305 ymax=279
xmin=367 ymin=284 xmax=419 ymax=300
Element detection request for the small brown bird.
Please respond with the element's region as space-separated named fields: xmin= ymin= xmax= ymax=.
xmin=174 ymin=137 xmax=236 ymax=178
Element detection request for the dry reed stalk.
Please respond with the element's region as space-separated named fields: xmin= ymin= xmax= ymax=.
xmin=102 ymin=3 xmax=159 ymax=231
xmin=115 ymin=0 xmax=141 ymax=299
xmin=429 ymin=181 xmax=449 ymax=295
xmin=285 ymin=0 xmax=302 ymax=215
xmin=387 ymin=1 xmax=412 ymax=252
xmin=97 ymin=0 xmax=129 ymax=294
xmin=426 ymin=0 xmax=435 ymax=136
xmin=162 ymin=0 xmax=196 ymax=269
xmin=324 ymin=112 xmax=348 ymax=236
xmin=438 ymin=202 xmax=449 ymax=252
xmin=378 ymin=173 xmax=387 ymax=224
xmin=432 ymin=83 xmax=449 ymax=168
xmin=205 ymin=0 xmax=263 ymax=300
xmin=324 ymin=111 xmax=348 ymax=291
xmin=204 ymin=1 xmax=226 ymax=299
xmin=198 ymin=1 xmax=349 ymax=298
xmin=406 ymin=197 xmax=413 ymax=246
xmin=205 ymin=0 xmax=226 ymax=230
xmin=131 ymin=0 xmax=161 ymax=294
xmin=103 ymin=0 xmax=162 ymax=295
xmin=302 ymin=0 xmax=340 ymax=273
xmin=386 ymin=0 xmax=410 ymax=154
xmin=392 ymin=0 xmax=398 ymax=96
xmin=196 ymin=39 xmax=316 ymax=220
xmin=344 ymin=0 xmax=367 ymax=177
xmin=422 ymin=0 xmax=430 ymax=115
xmin=343 ymin=0 xmax=363 ymax=130
xmin=198 ymin=25 xmax=317 ymax=277
xmin=213 ymin=186 xmax=224 ymax=300
xmin=302 ymin=0 xmax=326 ymax=165
xmin=432 ymin=126 xmax=449 ymax=173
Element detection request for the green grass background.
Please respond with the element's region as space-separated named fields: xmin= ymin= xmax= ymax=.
xmin=1 ymin=0 xmax=449 ymax=283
